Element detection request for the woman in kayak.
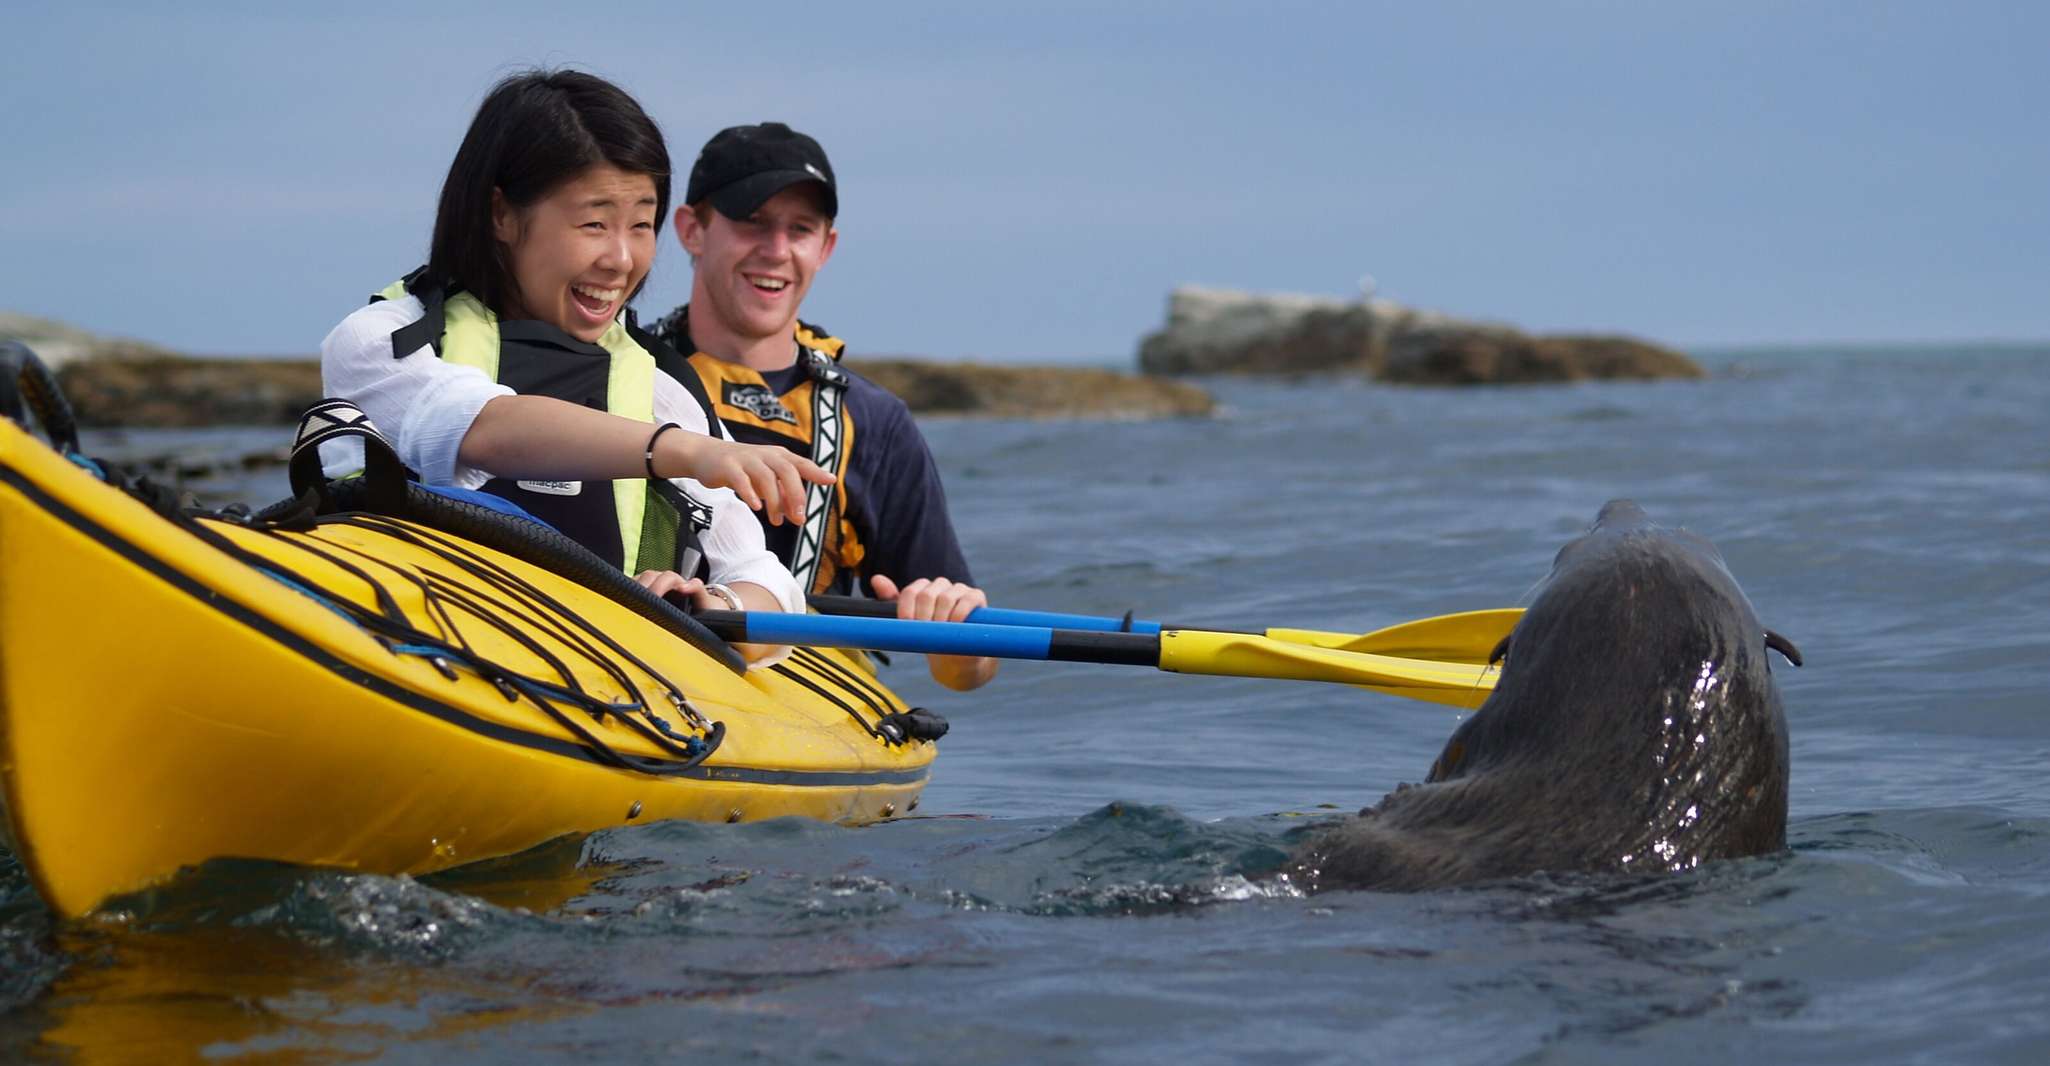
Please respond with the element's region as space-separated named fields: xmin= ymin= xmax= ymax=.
xmin=320 ymin=70 xmax=824 ymax=660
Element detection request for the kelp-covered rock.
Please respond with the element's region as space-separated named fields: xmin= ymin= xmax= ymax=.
xmin=1136 ymin=286 xmax=1702 ymax=384
xmin=1381 ymin=332 xmax=1704 ymax=385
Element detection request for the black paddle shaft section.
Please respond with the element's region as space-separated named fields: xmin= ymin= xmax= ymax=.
xmin=1045 ymin=629 xmax=1160 ymax=666
xmin=807 ymin=595 xmax=902 ymax=619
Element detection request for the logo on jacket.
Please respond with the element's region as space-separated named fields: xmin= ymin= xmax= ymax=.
xmin=722 ymin=381 xmax=799 ymax=425
xmin=516 ymin=480 xmax=582 ymax=496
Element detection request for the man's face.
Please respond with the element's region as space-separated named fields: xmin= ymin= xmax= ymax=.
xmin=678 ymin=183 xmax=837 ymax=345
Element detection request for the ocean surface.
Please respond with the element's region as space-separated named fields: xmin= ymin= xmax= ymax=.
xmin=4 ymin=343 xmax=2048 ymax=1063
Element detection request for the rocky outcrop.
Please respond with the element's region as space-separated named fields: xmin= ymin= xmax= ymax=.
xmin=1135 ymin=289 xmax=1380 ymax=375
xmin=1136 ymin=286 xmax=1702 ymax=384
xmin=7 ymin=313 xmax=1214 ymax=427
xmin=849 ymin=358 xmax=1214 ymax=419
xmin=0 ymin=311 xmax=178 ymax=367
xmin=52 ymin=355 xmax=1212 ymax=428
xmin=4 ymin=312 xmax=326 ymax=427
xmin=55 ymin=356 xmax=326 ymax=428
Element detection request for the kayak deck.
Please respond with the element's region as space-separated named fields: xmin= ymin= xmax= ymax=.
xmin=0 ymin=415 xmax=936 ymax=918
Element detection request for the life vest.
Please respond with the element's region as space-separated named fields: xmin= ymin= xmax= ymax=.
xmin=373 ymin=272 xmax=715 ymax=578
xmin=653 ymin=308 xmax=864 ymax=596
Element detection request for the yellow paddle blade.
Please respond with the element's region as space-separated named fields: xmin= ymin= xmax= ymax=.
xmin=1265 ymin=608 xmax=1523 ymax=664
xmin=1157 ymin=630 xmax=1500 ymax=709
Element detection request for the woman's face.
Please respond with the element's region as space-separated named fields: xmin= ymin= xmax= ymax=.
xmin=493 ymin=163 xmax=659 ymax=342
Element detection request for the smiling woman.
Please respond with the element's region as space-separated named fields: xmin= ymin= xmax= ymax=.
xmin=317 ymin=70 xmax=836 ymax=659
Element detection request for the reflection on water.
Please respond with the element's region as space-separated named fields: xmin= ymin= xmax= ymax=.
xmin=41 ymin=925 xmax=573 ymax=1061
xmin=21 ymin=840 xmax=621 ymax=1061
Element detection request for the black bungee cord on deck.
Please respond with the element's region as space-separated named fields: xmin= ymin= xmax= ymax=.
xmin=355 ymin=514 xmax=712 ymax=715
xmin=199 ymin=509 xmax=728 ymax=775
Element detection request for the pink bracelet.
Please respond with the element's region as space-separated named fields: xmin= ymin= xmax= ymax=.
xmin=644 ymin=422 xmax=681 ymax=479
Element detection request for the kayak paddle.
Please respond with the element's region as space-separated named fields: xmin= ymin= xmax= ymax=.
xmin=696 ymin=610 xmax=1499 ymax=709
xmin=806 ymin=595 xmax=1521 ymax=666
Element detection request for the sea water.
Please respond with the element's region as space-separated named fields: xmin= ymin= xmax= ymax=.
xmin=3 ymin=344 xmax=2046 ymax=1063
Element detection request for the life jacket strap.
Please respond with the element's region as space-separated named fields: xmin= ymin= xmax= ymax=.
xmin=381 ymin=267 xmax=447 ymax=360
xmin=787 ymin=342 xmax=847 ymax=594
xmin=643 ymin=477 xmax=716 ymax=579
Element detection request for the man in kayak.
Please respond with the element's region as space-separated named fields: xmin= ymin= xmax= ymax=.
xmin=653 ymin=123 xmax=997 ymax=692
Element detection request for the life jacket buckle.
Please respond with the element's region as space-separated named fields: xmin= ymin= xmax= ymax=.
xmin=801 ymin=347 xmax=849 ymax=388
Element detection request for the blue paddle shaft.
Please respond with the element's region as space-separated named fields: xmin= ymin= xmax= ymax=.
xmin=694 ymin=610 xmax=1159 ymax=665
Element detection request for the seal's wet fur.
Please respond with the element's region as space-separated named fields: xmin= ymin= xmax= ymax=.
xmin=1285 ymin=501 xmax=1799 ymax=892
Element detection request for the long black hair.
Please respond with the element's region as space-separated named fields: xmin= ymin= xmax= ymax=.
xmin=426 ymin=70 xmax=671 ymax=313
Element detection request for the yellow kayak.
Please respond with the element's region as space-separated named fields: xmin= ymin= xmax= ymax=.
xmin=0 ymin=346 xmax=937 ymax=920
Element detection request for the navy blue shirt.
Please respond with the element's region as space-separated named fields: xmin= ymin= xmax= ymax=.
xmin=753 ymin=360 xmax=976 ymax=594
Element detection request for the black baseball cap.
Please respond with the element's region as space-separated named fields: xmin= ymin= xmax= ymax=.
xmin=685 ymin=122 xmax=838 ymax=221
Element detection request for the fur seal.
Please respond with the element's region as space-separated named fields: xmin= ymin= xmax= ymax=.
xmin=1285 ymin=500 xmax=1801 ymax=892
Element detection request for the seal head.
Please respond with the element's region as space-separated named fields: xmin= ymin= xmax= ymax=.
xmin=1286 ymin=500 xmax=1798 ymax=892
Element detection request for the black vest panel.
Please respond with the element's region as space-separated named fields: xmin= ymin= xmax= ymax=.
xmin=479 ymin=321 xmax=628 ymax=572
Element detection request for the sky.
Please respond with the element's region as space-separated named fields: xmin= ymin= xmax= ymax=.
xmin=4 ymin=1 xmax=2044 ymax=362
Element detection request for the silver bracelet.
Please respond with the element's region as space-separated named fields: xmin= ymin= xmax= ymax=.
xmin=702 ymin=583 xmax=742 ymax=611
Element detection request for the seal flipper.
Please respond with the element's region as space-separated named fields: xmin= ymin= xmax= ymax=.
xmin=1765 ymin=629 xmax=1803 ymax=668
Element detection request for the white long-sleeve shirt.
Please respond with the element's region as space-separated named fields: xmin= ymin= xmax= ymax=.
xmin=318 ymin=295 xmax=803 ymax=615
